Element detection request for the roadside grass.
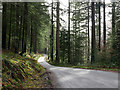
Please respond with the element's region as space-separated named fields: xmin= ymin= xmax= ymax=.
xmin=2 ymin=50 xmax=52 ymax=88
xmin=45 ymin=57 xmax=120 ymax=73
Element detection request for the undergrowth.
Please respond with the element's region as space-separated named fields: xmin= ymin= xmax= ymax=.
xmin=45 ymin=57 xmax=120 ymax=73
xmin=2 ymin=50 xmax=52 ymax=89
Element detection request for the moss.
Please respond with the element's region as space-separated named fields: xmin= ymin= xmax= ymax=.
xmin=2 ymin=50 xmax=52 ymax=89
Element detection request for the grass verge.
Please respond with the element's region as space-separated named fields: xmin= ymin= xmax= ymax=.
xmin=45 ymin=57 xmax=120 ymax=73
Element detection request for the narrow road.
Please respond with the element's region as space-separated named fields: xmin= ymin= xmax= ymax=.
xmin=38 ymin=55 xmax=119 ymax=88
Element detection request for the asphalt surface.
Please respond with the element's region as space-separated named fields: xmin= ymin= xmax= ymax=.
xmin=38 ymin=54 xmax=119 ymax=88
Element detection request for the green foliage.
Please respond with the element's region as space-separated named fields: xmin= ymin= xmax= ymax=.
xmin=2 ymin=51 xmax=51 ymax=88
xmin=3 ymin=2 xmax=50 ymax=53
xmin=46 ymin=55 xmax=119 ymax=72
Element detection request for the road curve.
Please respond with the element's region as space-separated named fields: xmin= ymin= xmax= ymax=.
xmin=38 ymin=54 xmax=119 ymax=88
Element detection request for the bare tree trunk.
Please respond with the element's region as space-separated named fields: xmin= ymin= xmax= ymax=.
xmin=2 ymin=3 xmax=7 ymax=49
xmin=98 ymin=2 xmax=101 ymax=51
xmin=74 ymin=4 xmax=77 ymax=64
xmin=22 ymin=3 xmax=28 ymax=54
xmin=91 ymin=2 xmax=95 ymax=64
xmin=111 ymin=2 xmax=116 ymax=62
xmin=112 ymin=2 xmax=115 ymax=48
xmin=8 ymin=4 xmax=12 ymax=50
xmin=68 ymin=1 xmax=71 ymax=64
xmin=51 ymin=0 xmax=54 ymax=61
xmin=33 ymin=28 xmax=37 ymax=54
xmin=56 ymin=1 xmax=60 ymax=63
xmin=30 ymin=18 xmax=33 ymax=53
xmin=15 ymin=3 xmax=19 ymax=53
xmin=87 ymin=2 xmax=90 ymax=62
xmin=103 ymin=0 xmax=106 ymax=50
xmin=24 ymin=2 xmax=28 ymax=53
xmin=18 ymin=5 xmax=23 ymax=51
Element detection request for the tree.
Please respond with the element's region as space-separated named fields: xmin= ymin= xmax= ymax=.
xmin=8 ymin=4 xmax=12 ymax=50
xmin=74 ymin=3 xmax=77 ymax=64
xmin=60 ymin=27 xmax=66 ymax=63
xmin=18 ymin=3 xmax=23 ymax=51
xmin=91 ymin=2 xmax=95 ymax=64
xmin=115 ymin=1 xmax=120 ymax=66
xmin=103 ymin=0 xmax=106 ymax=50
xmin=2 ymin=3 xmax=7 ymax=49
xmin=98 ymin=2 xmax=101 ymax=51
xmin=33 ymin=27 xmax=37 ymax=53
xmin=21 ymin=3 xmax=28 ymax=54
xmin=56 ymin=1 xmax=60 ymax=63
xmin=68 ymin=1 xmax=71 ymax=64
xmin=111 ymin=2 xmax=116 ymax=63
xmin=51 ymin=0 xmax=54 ymax=61
xmin=112 ymin=2 xmax=116 ymax=49
xmin=30 ymin=18 xmax=33 ymax=53
xmin=2 ymin=2 xmax=51 ymax=54
xmin=87 ymin=1 xmax=90 ymax=62
xmin=15 ymin=3 xmax=19 ymax=53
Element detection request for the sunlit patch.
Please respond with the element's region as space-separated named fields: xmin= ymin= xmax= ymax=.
xmin=38 ymin=57 xmax=45 ymax=62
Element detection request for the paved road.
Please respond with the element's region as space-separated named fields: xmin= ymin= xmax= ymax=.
xmin=38 ymin=55 xmax=119 ymax=88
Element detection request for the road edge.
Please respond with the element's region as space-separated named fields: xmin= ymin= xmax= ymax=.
xmin=46 ymin=69 xmax=62 ymax=88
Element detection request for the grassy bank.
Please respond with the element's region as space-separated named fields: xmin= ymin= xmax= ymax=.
xmin=45 ymin=57 xmax=120 ymax=73
xmin=2 ymin=50 xmax=52 ymax=88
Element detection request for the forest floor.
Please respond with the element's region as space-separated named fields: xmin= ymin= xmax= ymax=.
xmin=39 ymin=55 xmax=119 ymax=88
xmin=2 ymin=50 xmax=53 ymax=89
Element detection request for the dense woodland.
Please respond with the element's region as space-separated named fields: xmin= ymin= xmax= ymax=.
xmin=1 ymin=2 xmax=53 ymax=88
xmin=49 ymin=1 xmax=120 ymax=68
xmin=2 ymin=2 xmax=50 ymax=54
xmin=2 ymin=1 xmax=120 ymax=68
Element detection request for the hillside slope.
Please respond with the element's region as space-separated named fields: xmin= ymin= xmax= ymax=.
xmin=2 ymin=50 xmax=52 ymax=88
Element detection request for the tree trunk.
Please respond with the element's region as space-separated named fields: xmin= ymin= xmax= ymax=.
xmin=87 ymin=2 xmax=90 ymax=62
xmin=111 ymin=2 xmax=116 ymax=62
xmin=22 ymin=3 xmax=28 ymax=54
xmin=21 ymin=4 xmax=25 ymax=54
xmin=15 ymin=3 xmax=19 ymax=53
xmin=103 ymin=0 xmax=106 ymax=50
xmin=18 ymin=5 xmax=23 ymax=52
xmin=112 ymin=2 xmax=115 ymax=49
xmin=62 ymin=30 xmax=65 ymax=62
xmin=2 ymin=3 xmax=7 ymax=49
xmin=74 ymin=4 xmax=77 ymax=64
xmin=56 ymin=1 xmax=60 ymax=63
xmin=51 ymin=0 xmax=54 ymax=61
xmin=98 ymin=2 xmax=101 ymax=51
xmin=33 ymin=28 xmax=37 ymax=54
xmin=91 ymin=2 xmax=95 ymax=64
xmin=30 ymin=18 xmax=33 ymax=53
xmin=24 ymin=2 xmax=28 ymax=53
xmin=68 ymin=1 xmax=71 ymax=64
xmin=8 ymin=4 xmax=12 ymax=50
